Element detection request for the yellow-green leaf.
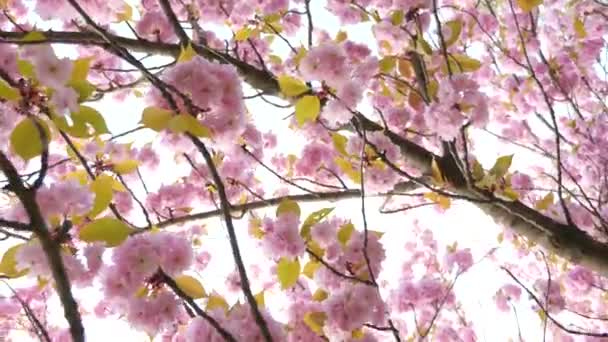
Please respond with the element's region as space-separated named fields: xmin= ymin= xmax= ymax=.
xmin=0 ymin=79 xmax=21 ymax=101
xmin=0 ymin=244 xmax=28 ymax=278
xmin=174 ymin=275 xmax=207 ymax=299
xmin=79 ymin=217 xmax=132 ymax=247
xmin=390 ymin=10 xmax=404 ymax=26
xmin=300 ymin=207 xmax=334 ymax=239
xmin=379 ymin=56 xmax=396 ymax=73
xmin=335 ymin=31 xmax=348 ymax=43
xmin=535 ymin=193 xmax=554 ymax=211
xmin=116 ymin=3 xmax=133 ymax=22
xmin=17 ymin=59 xmax=35 ymax=79
xmin=70 ymin=58 xmax=92 ymax=82
xmin=573 ymin=17 xmax=586 ymax=38
xmin=235 ymin=27 xmax=253 ymax=41
xmin=431 ymin=158 xmax=444 ymax=184
xmin=303 ymin=311 xmax=326 ymax=336
xmin=471 ymin=159 xmax=485 ymax=181
xmin=21 ymin=31 xmax=46 ymax=42
xmin=168 ymin=113 xmax=212 ymax=137
xmin=302 ymin=260 xmax=320 ymax=278
xmin=206 ymin=293 xmax=229 ymax=312
xmin=254 ymin=291 xmax=265 ymax=307
xmin=424 ymin=192 xmax=451 ymax=210
xmin=276 ymin=199 xmax=301 ymax=218
xmin=489 ymin=154 xmax=513 ymax=178
xmin=278 ymin=75 xmax=309 ymax=97
xmin=334 ymin=157 xmax=361 ymax=184
xmin=332 ymin=133 xmax=348 ymax=156
xmin=337 ymin=222 xmax=354 ymax=246
xmin=178 ymin=44 xmax=197 ymax=63
xmin=442 ymin=54 xmax=482 ymax=74
xmin=312 ymin=289 xmax=328 ymax=302
xmin=295 ymin=95 xmax=320 ymax=126
xmin=141 ymin=106 xmax=173 ymax=131
xmin=71 ymin=105 xmax=110 ymax=136
xmin=444 ymin=20 xmax=463 ymax=47
xmin=517 ymin=0 xmax=543 ymax=12
xmin=67 ymin=79 xmax=96 ymax=102
xmin=277 ymin=257 xmax=300 ymax=289
xmin=88 ymin=174 xmax=114 ymax=218
xmin=10 ymin=117 xmax=50 ymax=160
xmin=113 ymin=160 xmax=140 ymax=175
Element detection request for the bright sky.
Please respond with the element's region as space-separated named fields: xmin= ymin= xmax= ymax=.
xmin=2 ymin=1 xmax=600 ymax=341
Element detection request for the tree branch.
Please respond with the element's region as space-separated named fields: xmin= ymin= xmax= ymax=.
xmin=0 ymin=152 xmax=84 ymax=342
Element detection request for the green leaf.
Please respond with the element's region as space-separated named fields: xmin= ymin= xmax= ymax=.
xmin=0 ymin=79 xmax=21 ymax=101
xmin=206 ymin=293 xmax=229 ymax=312
xmin=300 ymin=207 xmax=334 ymax=239
xmin=517 ymin=0 xmax=543 ymax=12
xmin=168 ymin=114 xmax=212 ymax=137
xmin=10 ymin=117 xmax=50 ymax=160
xmin=303 ymin=311 xmax=326 ymax=336
xmin=254 ymin=291 xmax=265 ymax=307
xmin=70 ymin=58 xmax=92 ymax=82
xmin=390 ymin=10 xmax=404 ymax=25
xmin=276 ymin=199 xmax=301 ymax=218
xmin=88 ymin=174 xmax=114 ymax=218
xmin=0 ymin=243 xmax=28 ymax=278
xmin=334 ymin=157 xmax=361 ymax=184
xmin=295 ymin=95 xmax=321 ymax=126
xmin=535 ymin=193 xmax=554 ymax=211
xmin=178 ymin=44 xmax=197 ymax=63
xmin=21 ymin=31 xmax=46 ymax=42
xmin=302 ymin=260 xmax=320 ymax=279
xmin=331 ymin=133 xmax=348 ymax=156
xmin=71 ymin=105 xmax=110 ymax=136
xmin=337 ymin=222 xmax=354 ymax=246
xmin=174 ymin=275 xmax=207 ymax=299
xmin=235 ymin=27 xmax=253 ymax=41
xmin=311 ymin=289 xmax=328 ymax=302
xmin=79 ymin=217 xmax=132 ymax=247
xmin=442 ymin=54 xmax=482 ymax=74
xmin=116 ymin=3 xmax=133 ymax=21
xmin=67 ymin=79 xmax=96 ymax=102
xmin=444 ymin=20 xmax=463 ymax=47
xmin=141 ymin=106 xmax=173 ymax=131
xmin=113 ymin=160 xmax=140 ymax=175
xmin=277 ymin=257 xmax=300 ymax=289
xmin=489 ymin=154 xmax=513 ymax=178
xmin=17 ymin=59 xmax=35 ymax=79
xmin=278 ymin=75 xmax=309 ymax=97
xmin=379 ymin=56 xmax=396 ymax=73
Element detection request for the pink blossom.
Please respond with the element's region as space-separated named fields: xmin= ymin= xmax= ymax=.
xmin=136 ymin=10 xmax=177 ymax=43
xmin=300 ymin=43 xmax=349 ymax=88
xmin=261 ymin=213 xmax=305 ymax=258
xmin=444 ymin=248 xmax=474 ymax=272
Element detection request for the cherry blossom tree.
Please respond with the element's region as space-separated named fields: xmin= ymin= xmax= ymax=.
xmin=0 ymin=0 xmax=607 ymax=341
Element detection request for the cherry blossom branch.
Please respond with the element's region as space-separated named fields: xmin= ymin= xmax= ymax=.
xmin=189 ymin=136 xmax=274 ymax=342
xmin=0 ymin=218 xmax=31 ymax=231
xmin=305 ymin=248 xmax=375 ymax=286
xmin=502 ymin=267 xmax=608 ymax=338
xmin=0 ymin=152 xmax=85 ymax=342
xmin=31 ymin=119 xmax=49 ymax=190
xmin=2 ymin=280 xmax=51 ymax=342
xmin=0 ymin=227 xmax=29 ymax=240
xmin=160 ymin=271 xmax=236 ymax=341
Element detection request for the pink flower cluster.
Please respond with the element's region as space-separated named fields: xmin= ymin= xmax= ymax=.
xmin=424 ymin=75 xmax=489 ymax=140
xmin=260 ymin=212 xmax=305 ymax=259
xmin=21 ymin=45 xmax=79 ymax=115
xmin=150 ymin=57 xmax=246 ymax=145
xmin=323 ymin=284 xmax=386 ymax=333
xmin=390 ymin=277 xmax=453 ymax=313
xmin=184 ymin=304 xmax=285 ymax=341
xmin=101 ymin=231 xmax=193 ymax=299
